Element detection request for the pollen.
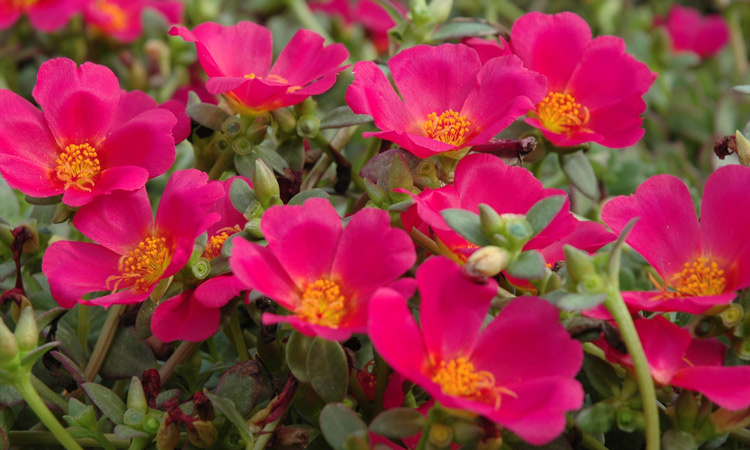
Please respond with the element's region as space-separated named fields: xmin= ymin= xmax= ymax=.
xmin=670 ymin=257 xmax=726 ymax=297
xmin=534 ymin=91 xmax=590 ymax=136
xmin=432 ymin=357 xmax=516 ymax=410
xmin=423 ymin=109 xmax=472 ymax=146
xmin=106 ymin=236 xmax=171 ymax=293
xmin=55 ymin=143 xmax=101 ymax=192
xmin=294 ymin=278 xmax=348 ymax=327
xmin=202 ymin=225 xmax=242 ymax=260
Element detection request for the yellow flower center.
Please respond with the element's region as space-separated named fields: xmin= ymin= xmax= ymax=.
xmin=294 ymin=279 xmax=347 ymax=327
xmin=423 ymin=109 xmax=472 ymax=146
xmin=11 ymin=0 xmax=37 ymax=8
xmin=671 ymin=257 xmax=727 ymax=297
xmin=95 ymin=0 xmax=128 ymax=31
xmin=106 ymin=236 xmax=172 ymax=293
xmin=55 ymin=143 xmax=101 ymax=192
xmin=202 ymin=226 xmax=242 ymax=260
xmin=534 ymin=91 xmax=591 ymax=135
xmin=432 ymin=357 xmax=516 ymax=409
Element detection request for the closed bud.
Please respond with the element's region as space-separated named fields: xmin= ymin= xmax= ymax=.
xmin=733 ymin=338 xmax=750 ymax=360
xmin=294 ymin=97 xmax=317 ymax=116
xmin=564 ymin=245 xmax=597 ymax=281
xmin=465 ymin=246 xmax=510 ymax=277
xmin=675 ymin=391 xmax=698 ymax=432
xmin=296 ymin=115 xmax=320 ymax=139
xmin=127 ymin=376 xmax=148 ymax=411
xmin=616 ymin=407 xmax=644 ymax=433
xmin=10 ymin=296 xmax=32 ymax=323
xmin=156 ymin=420 xmax=180 ymax=450
xmin=253 ymin=159 xmax=280 ymax=209
xmin=451 ymin=422 xmax=484 ymax=445
xmin=14 ymin=305 xmax=38 ymax=352
xmin=428 ymin=423 xmax=453 ymax=448
xmin=428 ymin=0 xmax=452 ymax=23
xmin=363 ymin=178 xmax=389 ymax=207
xmin=247 ymin=115 xmax=270 ymax=145
xmin=719 ymin=303 xmax=743 ymax=328
xmin=477 ymin=437 xmax=503 ymax=450
xmin=577 ymin=273 xmax=607 ymax=295
xmin=245 ymin=218 xmax=264 ymax=239
xmin=736 ymin=130 xmax=750 ymax=166
xmin=143 ymin=412 xmax=163 ymax=434
xmin=271 ymin=426 xmax=310 ymax=450
xmin=0 ymin=318 xmax=19 ymax=364
xmin=187 ymin=420 xmax=218 ymax=448
xmin=479 ymin=204 xmax=503 ymax=237
xmin=124 ymin=408 xmax=146 ymax=428
xmin=271 ymin=108 xmax=297 ymax=134
xmin=411 ymin=2 xmax=432 ymax=27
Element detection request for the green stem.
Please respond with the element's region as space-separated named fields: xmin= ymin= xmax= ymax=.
xmin=228 ymin=311 xmax=250 ymax=361
xmin=31 ymin=374 xmax=68 ymax=412
xmin=77 ymin=305 xmax=89 ymax=351
xmin=207 ymin=148 xmax=235 ymax=180
xmin=414 ymin=408 xmax=437 ymax=450
xmin=250 ymin=414 xmax=283 ymax=450
xmin=604 ymin=290 xmax=660 ymax=450
xmin=84 ymin=304 xmax=126 ymax=381
xmin=8 ymin=431 xmax=130 ymax=448
xmin=127 ymin=436 xmax=151 ymax=450
xmin=158 ymin=340 xmax=201 ymax=384
xmin=13 ymin=378 xmax=84 ymax=450
xmin=348 ymin=368 xmax=374 ymax=421
xmin=373 ymin=354 xmax=391 ymax=416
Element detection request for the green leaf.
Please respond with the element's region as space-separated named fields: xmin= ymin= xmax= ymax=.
xmin=288 ymin=189 xmax=329 ymax=206
xmin=307 ymin=337 xmax=349 ymax=403
xmin=525 ymin=195 xmax=566 ymax=235
xmin=229 ymin=177 xmax=257 ymax=217
xmin=732 ymin=84 xmax=750 ymax=96
xmin=255 ymin=145 xmax=290 ymax=174
xmin=81 ymin=382 xmax=127 ymax=425
xmin=582 ymin=354 xmax=620 ymax=398
xmin=277 ymin=138 xmax=305 ymax=172
xmin=35 ymin=308 xmax=67 ymax=333
xmin=216 ymin=360 xmax=273 ymax=417
xmin=560 ymin=151 xmax=599 ymax=199
xmin=576 ymin=402 xmax=615 ymax=434
xmin=205 ymin=392 xmax=254 ymax=449
xmin=20 ymin=341 xmax=59 ymax=367
xmin=555 ymin=293 xmax=607 ymax=311
xmin=505 ymin=251 xmax=546 ymax=280
xmin=440 ymin=209 xmax=491 ymax=246
xmin=186 ymin=103 xmax=231 ymax=131
xmin=662 ymin=430 xmax=698 ymax=450
xmin=99 ymin=327 xmax=156 ymax=379
xmin=0 ymin=179 xmax=19 ymax=222
xmin=114 ymin=425 xmax=150 ymax=440
xmin=369 ymin=408 xmax=425 ymax=439
xmin=286 ymin=330 xmax=314 ymax=383
xmin=433 ymin=20 xmax=499 ymax=41
xmin=319 ymin=403 xmax=368 ymax=450
xmin=0 ymin=385 xmax=22 ymax=407
xmin=320 ymin=106 xmax=373 ymax=129
xmin=135 ymin=298 xmax=157 ymax=340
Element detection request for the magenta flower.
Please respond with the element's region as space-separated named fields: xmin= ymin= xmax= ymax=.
xmin=660 ymin=5 xmax=729 ymax=58
xmin=0 ymin=0 xmax=82 ymax=32
xmin=229 ymin=198 xmax=416 ymax=341
xmin=170 ymin=22 xmax=349 ymax=115
xmin=401 ymin=154 xmax=580 ymax=264
xmin=151 ymin=176 xmax=250 ymax=342
xmin=369 ymin=256 xmax=583 ymax=445
xmin=84 ymin=0 xmax=183 ymax=43
xmin=511 ymin=12 xmax=656 ymax=148
xmin=0 ymin=58 xmax=178 ymax=207
xmin=346 ymin=44 xmax=546 ymax=158
xmin=43 ymin=169 xmax=224 ymax=309
xmin=601 ymin=165 xmax=750 ymax=314
xmin=598 ymin=315 xmax=750 ymax=411
xmin=462 ymin=36 xmax=513 ymax=64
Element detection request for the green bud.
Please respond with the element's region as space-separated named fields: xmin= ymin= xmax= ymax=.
xmin=411 ymin=3 xmax=433 ymax=27
xmin=156 ymin=420 xmax=180 ymax=450
xmin=143 ymin=412 xmax=163 ymax=434
xmin=479 ymin=204 xmax=503 ymax=237
xmin=223 ymin=431 xmax=245 ymax=450
xmin=616 ymin=407 xmax=644 ymax=433
xmin=127 ymin=377 xmax=148 ymax=411
xmin=691 ymin=316 xmax=726 ymax=339
xmin=564 ymin=245 xmax=597 ymax=281
xmin=222 ymin=116 xmax=245 ymax=137
xmin=191 ymin=257 xmax=211 ymax=280
xmin=271 ymin=108 xmax=297 ymax=134
xmin=577 ymin=273 xmax=607 ymax=295
xmin=736 ymin=130 xmax=750 ymax=166
xmin=497 ymin=214 xmax=534 ymax=252
xmin=296 ymin=115 xmax=321 ymax=139
xmin=232 ymin=137 xmax=253 ymax=155
xmin=14 ymin=306 xmax=38 ymax=352
xmin=387 ymin=154 xmax=414 ymax=193
xmin=719 ymin=303 xmax=743 ymax=328
xmin=246 ymin=115 xmax=270 ymax=145
xmin=215 ymin=137 xmax=230 ymax=152
xmin=294 ymin=97 xmax=317 ymax=116
xmin=465 ymin=246 xmax=511 ymax=277
xmin=0 ymin=318 xmax=19 ymax=364
xmin=244 ymin=200 xmax=265 ymax=220
xmin=245 ymin=218 xmax=264 ymax=239
xmin=675 ymin=390 xmax=698 ymax=432
xmin=428 ymin=423 xmax=453 ymax=448
xmin=451 ymin=421 xmax=484 ymax=445
xmin=363 ymin=178 xmax=389 ymax=208
xmin=122 ymin=409 xmax=144 ymax=428
xmin=252 ymin=159 xmax=280 ymax=209
xmin=733 ymin=338 xmax=750 ymax=360
xmin=428 ymin=0 xmax=452 ymax=23
xmin=187 ymin=420 xmax=218 ymax=448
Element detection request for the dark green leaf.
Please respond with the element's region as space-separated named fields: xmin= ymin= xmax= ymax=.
xmin=205 ymin=392 xmax=254 ymax=449
xmin=555 ymin=293 xmax=607 ymax=311
xmin=560 ymin=151 xmax=599 ymax=199
xmin=81 ymin=382 xmax=127 ymax=425
xmin=505 ymin=251 xmax=546 ymax=280
xmin=441 ymin=209 xmax=491 ymax=246
xmin=114 ymin=425 xmax=150 ymax=439
xmin=307 ymin=338 xmax=349 ymax=403
xmin=369 ymin=408 xmax=425 ymax=438
xmin=433 ymin=20 xmax=499 ymax=41
xmin=0 ymin=386 xmax=22 ymax=408
xmin=277 ymin=138 xmax=305 ymax=172
xmin=288 ymin=189 xmax=329 ymax=207
xmin=320 ymin=106 xmax=372 ymax=129
xmin=229 ymin=178 xmax=257 ymax=217
xmin=576 ymin=403 xmax=615 ymax=434
xmin=20 ymin=341 xmax=59 ymax=367
xmin=286 ymin=331 xmax=314 ymax=383
xmin=216 ymin=360 xmax=272 ymax=417
xmin=100 ymin=327 xmax=156 ymax=379
xmin=525 ymin=195 xmax=566 ymax=235
xmin=319 ymin=403 xmax=368 ymax=450
xmin=186 ymin=103 xmax=231 ymax=131
xmin=135 ymin=298 xmax=157 ymax=340
xmin=583 ymin=354 xmax=620 ymax=398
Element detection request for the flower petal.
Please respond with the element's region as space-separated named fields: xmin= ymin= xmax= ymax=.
xmin=346 ymin=60 xmax=413 ymax=133
xmin=229 ymin=238 xmax=299 ymax=308
xmin=193 ymin=275 xmax=245 ymax=308
xmin=152 ymin=290 xmax=221 ymax=342
xmin=269 ymin=29 xmax=348 ymax=85
xmin=672 ymin=366 xmax=750 ymax=411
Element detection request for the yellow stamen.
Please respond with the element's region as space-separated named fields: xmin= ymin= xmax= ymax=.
xmin=294 ymin=278 xmax=347 ymax=327
xmin=423 ymin=110 xmax=472 ymax=146
xmin=94 ymin=0 xmax=128 ymax=31
xmin=533 ymin=91 xmax=591 ymax=136
xmin=55 ymin=143 xmax=101 ymax=192
xmin=432 ymin=357 xmax=517 ymax=410
xmin=203 ymin=225 xmax=242 ymax=260
xmin=670 ymin=257 xmax=726 ymax=297
xmin=106 ymin=236 xmax=171 ymax=293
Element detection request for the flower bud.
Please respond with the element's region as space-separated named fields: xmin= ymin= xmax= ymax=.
xmin=191 ymin=257 xmax=211 ymax=280
xmin=272 ymin=426 xmax=310 ymax=450
xmin=428 ymin=423 xmax=453 ymax=448
xmin=411 ymin=2 xmax=433 ymax=27
xmin=296 ymin=115 xmax=320 ymax=139
xmin=294 ymin=97 xmax=317 ymax=116
xmin=245 ymin=218 xmax=264 ymax=239
xmin=428 ymin=0 xmax=452 ymax=23
xmin=736 ymin=130 xmax=750 ymax=166
xmin=0 ymin=318 xmax=19 ymax=364
xmin=187 ymin=420 xmax=218 ymax=448
xmin=465 ymin=246 xmax=510 ymax=277
xmin=733 ymin=338 xmax=750 ymax=360
xmin=451 ymin=422 xmax=484 ymax=445
xmin=271 ymin=108 xmax=297 ymax=135
xmin=675 ymin=390 xmax=698 ymax=432
xmin=616 ymin=407 xmax=644 ymax=433
xmin=156 ymin=420 xmax=180 ymax=450
xmin=719 ymin=303 xmax=743 ymax=328
xmin=143 ymin=412 xmax=163 ymax=434
xmin=477 ymin=437 xmax=503 ymax=450
xmin=14 ymin=305 xmax=38 ymax=353
xmin=253 ymin=159 xmax=281 ymax=209
xmin=246 ymin=115 xmax=270 ymax=145
xmin=479 ymin=204 xmax=503 ymax=237
xmin=564 ymin=245 xmax=597 ymax=281
xmin=577 ymin=273 xmax=607 ymax=295
xmin=124 ymin=408 xmax=146 ymax=428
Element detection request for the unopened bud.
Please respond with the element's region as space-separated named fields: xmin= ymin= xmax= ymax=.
xmin=253 ymin=159 xmax=280 ymax=209
xmin=733 ymin=338 xmax=750 ymax=360
xmin=127 ymin=376 xmax=148 ymax=411
xmin=296 ymin=115 xmax=320 ymax=139
xmin=428 ymin=0 xmax=452 ymax=23
xmin=479 ymin=204 xmax=503 ymax=237
xmin=14 ymin=306 xmax=38 ymax=352
xmin=246 ymin=115 xmax=270 ymax=145
xmin=428 ymin=423 xmax=453 ymax=448
xmin=272 ymin=426 xmax=310 ymax=450
xmin=564 ymin=245 xmax=597 ymax=281
xmin=10 ymin=296 xmax=31 ymax=323
xmin=477 ymin=437 xmax=503 ymax=450
xmin=245 ymin=218 xmax=264 ymax=239
xmin=466 ymin=246 xmax=510 ymax=277
xmin=363 ymin=178 xmax=389 ymax=207
xmin=577 ymin=273 xmax=607 ymax=295
xmin=719 ymin=303 xmax=743 ymax=328
xmin=411 ymin=3 xmax=432 ymax=27
xmin=616 ymin=407 xmax=644 ymax=433
xmin=451 ymin=421 xmax=483 ymax=445
xmin=293 ymin=98 xmax=317 ymax=116
xmin=271 ymin=108 xmax=297 ymax=134
xmin=0 ymin=319 xmax=19 ymax=364
xmin=736 ymin=130 xmax=750 ymax=166
xmin=675 ymin=390 xmax=698 ymax=432
xmin=187 ymin=420 xmax=218 ymax=448
xmin=156 ymin=420 xmax=180 ymax=450
xmin=124 ymin=408 xmax=146 ymax=428
xmin=143 ymin=412 xmax=163 ymax=434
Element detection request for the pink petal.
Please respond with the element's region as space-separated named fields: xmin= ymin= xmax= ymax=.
xmin=229 ymin=238 xmax=299 ymax=308
xmin=26 ymin=0 xmax=83 ymax=32
xmin=418 ymin=257 xmax=498 ymax=360
xmin=73 ymin=188 xmax=153 ymax=254
xmin=261 ymin=198 xmax=342 ymax=286
xmin=43 ymin=241 xmax=122 ymax=308
xmin=0 ymin=83 xmax=59 ymax=163
xmin=462 ymin=36 xmax=512 ymax=64
xmin=109 ymin=90 xmax=158 ymax=131
xmin=155 ymin=169 xmax=223 ymax=243
xmin=541 ymin=221 xmax=615 ymax=263
xmin=331 ymin=207 xmax=415 ymax=298
xmin=262 ymin=313 xmax=359 ymax=342
xmin=159 ymin=99 xmax=191 ymax=143
xmin=152 ymin=290 xmax=221 ymax=343
xmin=584 ymin=93 xmax=648 ymax=148
xmin=510 ymin=12 xmax=592 ymax=91
xmin=0 ymin=155 xmax=60 ymax=198
xmin=362 ymin=129 xmax=457 ymax=158
xmin=62 ymin=165 xmax=149 ymax=208
xmin=601 ymin=174 xmax=702 ymax=278
xmin=633 ymin=316 xmax=692 ymax=385
xmin=33 ymin=58 xmax=120 ymax=147
xmin=672 ymin=366 xmax=750 ymax=411
xmin=269 ymin=29 xmax=348 ymax=85
xmin=471 ymin=297 xmax=583 ymax=384
xmin=0 ymin=7 xmax=21 ymax=30
xmin=621 ymin=290 xmax=737 ymax=314
xmin=346 ymin=60 xmax=414 ymax=133
xmin=193 ymin=275 xmax=245 ymax=308
xmin=86 ymin=287 xmax=155 ymax=307
xmin=700 ymin=165 xmax=750 ymax=291
xmin=148 ymin=0 xmax=183 ymax=25
xmin=682 ymin=338 xmax=726 ymax=368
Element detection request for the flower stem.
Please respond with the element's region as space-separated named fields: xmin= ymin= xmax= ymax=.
xmin=250 ymin=414 xmax=283 ymax=450
xmin=228 ymin=311 xmax=249 ymax=361
xmin=84 ymin=304 xmax=126 ymax=381
xmin=8 ymin=431 xmax=130 ymax=448
xmin=13 ymin=378 xmax=84 ymax=450
xmin=373 ymin=354 xmax=391 ymax=416
xmin=208 ymin=148 xmax=235 ymax=180
xmin=158 ymin=340 xmax=201 ymax=384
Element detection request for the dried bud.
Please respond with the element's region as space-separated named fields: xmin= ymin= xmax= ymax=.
xmin=187 ymin=420 xmax=218 ymax=448
xmin=465 ymin=246 xmax=510 ymax=277
xmin=156 ymin=420 xmax=180 ymax=450
xmin=270 ymin=426 xmax=310 ymax=450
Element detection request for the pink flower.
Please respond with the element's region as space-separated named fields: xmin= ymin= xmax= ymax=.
xmin=0 ymin=58 xmax=178 ymax=207
xmin=401 ymin=154 xmax=583 ymax=264
xmin=170 ymin=22 xmax=349 ymax=115
xmin=369 ymin=256 xmax=583 ymax=445
xmin=42 ymin=169 xmax=224 ymax=309
xmin=346 ymin=44 xmax=547 ymax=158
xmin=84 ymin=0 xmax=183 ymax=43
xmin=0 ymin=0 xmax=83 ymax=32
xmin=601 ymin=165 xmax=750 ymax=314
xmin=511 ymin=12 xmax=656 ymax=148
xmin=660 ymin=5 xmax=729 ymax=58
xmin=151 ymin=177 xmax=250 ymax=342
xmin=229 ymin=198 xmax=416 ymax=341
xmin=597 ymin=315 xmax=750 ymax=411
xmin=462 ymin=36 xmax=513 ymax=64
